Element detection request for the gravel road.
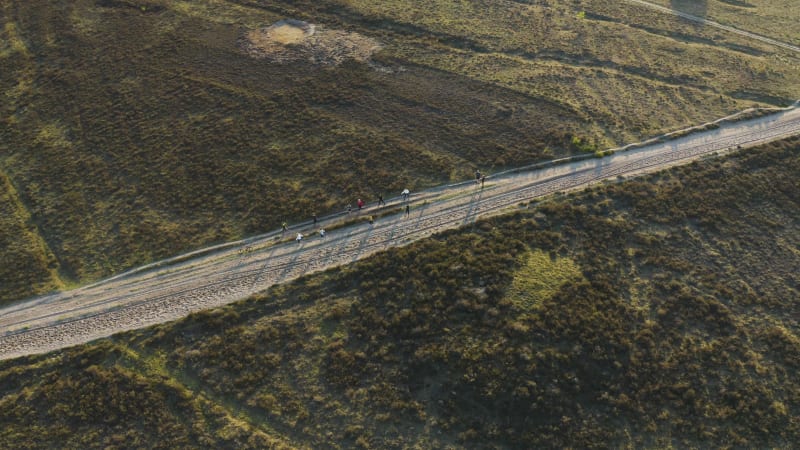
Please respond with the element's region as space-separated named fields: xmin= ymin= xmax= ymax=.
xmin=1 ymin=105 xmax=799 ymax=360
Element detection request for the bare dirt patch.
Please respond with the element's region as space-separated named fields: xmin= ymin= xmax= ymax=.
xmin=241 ymin=19 xmax=381 ymax=66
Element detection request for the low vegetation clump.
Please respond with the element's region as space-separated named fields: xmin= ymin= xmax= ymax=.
xmin=506 ymin=249 xmax=584 ymax=311
xmin=0 ymin=137 xmax=797 ymax=448
xmin=2 ymin=0 xmax=799 ymax=302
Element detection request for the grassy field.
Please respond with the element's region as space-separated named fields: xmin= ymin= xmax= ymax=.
xmin=648 ymin=0 xmax=800 ymax=45
xmin=0 ymin=169 xmax=61 ymax=300
xmin=1 ymin=0 xmax=799 ymax=302
xmin=0 ymin=137 xmax=797 ymax=448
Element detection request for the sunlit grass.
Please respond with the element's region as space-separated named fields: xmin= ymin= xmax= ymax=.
xmin=0 ymin=22 xmax=30 ymax=57
xmin=1 ymin=0 xmax=798 ymax=302
xmin=506 ymin=249 xmax=583 ymax=311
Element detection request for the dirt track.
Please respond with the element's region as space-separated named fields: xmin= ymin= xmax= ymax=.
xmin=624 ymin=0 xmax=800 ymax=54
xmin=1 ymin=105 xmax=799 ymax=360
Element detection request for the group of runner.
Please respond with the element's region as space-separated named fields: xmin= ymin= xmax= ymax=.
xmin=283 ymin=170 xmax=486 ymax=245
xmin=289 ymin=188 xmax=413 ymax=243
xmin=476 ymin=169 xmax=486 ymax=188
xmin=295 ymin=228 xmax=323 ymax=243
xmin=346 ymin=190 xmax=404 ymax=214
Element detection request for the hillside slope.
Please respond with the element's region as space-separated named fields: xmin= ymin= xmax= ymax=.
xmin=0 ymin=137 xmax=797 ymax=448
xmin=2 ymin=0 xmax=799 ymax=301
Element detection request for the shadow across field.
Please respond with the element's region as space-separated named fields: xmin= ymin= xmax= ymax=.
xmin=671 ymin=0 xmax=708 ymax=19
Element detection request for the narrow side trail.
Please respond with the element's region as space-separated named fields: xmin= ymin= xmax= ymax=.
xmin=624 ymin=0 xmax=800 ymax=54
xmin=1 ymin=106 xmax=800 ymax=360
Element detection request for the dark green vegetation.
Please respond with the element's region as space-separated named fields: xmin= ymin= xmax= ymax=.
xmin=1 ymin=0 xmax=800 ymax=302
xmin=2 ymin=138 xmax=798 ymax=448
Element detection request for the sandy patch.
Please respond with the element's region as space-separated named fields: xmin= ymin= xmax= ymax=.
xmin=241 ymin=19 xmax=381 ymax=66
xmin=269 ymin=24 xmax=310 ymax=44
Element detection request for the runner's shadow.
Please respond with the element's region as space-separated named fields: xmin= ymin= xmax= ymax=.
xmin=383 ymin=215 xmax=404 ymax=249
xmin=352 ymin=223 xmax=374 ymax=263
xmin=593 ymin=155 xmax=611 ymax=176
xmin=463 ymin=188 xmax=485 ymax=225
xmin=278 ymin=248 xmax=304 ymax=283
xmin=249 ymin=245 xmax=279 ymax=290
xmin=410 ymin=202 xmax=430 ymax=229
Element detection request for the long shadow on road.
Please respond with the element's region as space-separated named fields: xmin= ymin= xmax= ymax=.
xmin=352 ymin=223 xmax=375 ymax=263
xmin=250 ymin=245 xmax=279 ymax=291
xmin=463 ymin=186 xmax=486 ymax=226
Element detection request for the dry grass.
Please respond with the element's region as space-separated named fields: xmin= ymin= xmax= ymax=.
xmin=0 ymin=170 xmax=61 ymax=300
xmin=646 ymin=0 xmax=800 ymax=44
xmin=1 ymin=0 xmax=798 ymax=302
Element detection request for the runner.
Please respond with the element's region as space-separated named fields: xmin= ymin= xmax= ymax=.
xmin=378 ymin=194 xmax=385 ymax=206
xmin=357 ymin=198 xmax=364 ymax=210
xmin=296 ymin=233 xmax=303 ymax=243
xmin=401 ymin=188 xmax=410 ymax=201
xmin=319 ymin=228 xmax=326 ymax=238
xmin=405 ymin=204 xmax=410 ymax=217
